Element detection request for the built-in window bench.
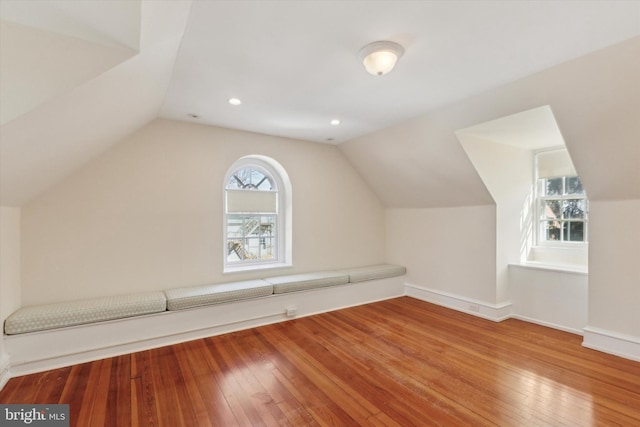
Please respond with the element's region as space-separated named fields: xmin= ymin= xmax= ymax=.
xmin=3 ymin=264 xmax=405 ymax=377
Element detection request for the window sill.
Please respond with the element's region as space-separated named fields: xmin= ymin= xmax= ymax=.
xmin=223 ymin=262 xmax=293 ymax=275
xmin=509 ymin=261 xmax=588 ymax=275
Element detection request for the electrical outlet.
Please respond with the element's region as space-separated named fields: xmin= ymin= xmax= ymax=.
xmin=286 ymin=306 xmax=297 ymax=317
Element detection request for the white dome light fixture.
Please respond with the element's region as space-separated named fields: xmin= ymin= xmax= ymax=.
xmin=359 ymin=41 xmax=404 ymax=76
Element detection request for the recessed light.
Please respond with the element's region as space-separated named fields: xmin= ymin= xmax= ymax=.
xmin=330 ymin=119 xmax=341 ymax=126
xmin=187 ymin=113 xmax=199 ymax=119
xmin=228 ymin=98 xmax=242 ymax=106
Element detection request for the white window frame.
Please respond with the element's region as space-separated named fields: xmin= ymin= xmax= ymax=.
xmin=528 ymin=147 xmax=589 ymax=264
xmin=223 ymin=155 xmax=292 ymax=273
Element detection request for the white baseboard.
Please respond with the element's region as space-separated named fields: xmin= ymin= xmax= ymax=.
xmin=0 ymin=353 xmax=10 ymax=390
xmin=582 ymin=326 xmax=640 ymax=362
xmin=404 ymin=283 xmax=640 ymax=362
xmin=4 ymin=277 xmax=405 ymax=380
xmin=404 ymin=283 xmax=512 ymax=322
xmin=510 ymin=314 xmax=583 ymax=336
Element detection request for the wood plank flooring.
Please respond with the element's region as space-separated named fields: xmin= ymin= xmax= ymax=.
xmin=1 ymin=297 xmax=639 ymax=426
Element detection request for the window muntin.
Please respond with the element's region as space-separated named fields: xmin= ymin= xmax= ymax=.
xmin=227 ymin=167 xmax=274 ymax=190
xmin=226 ymin=214 xmax=276 ymax=262
xmin=223 ymin=156 xmax=291 ymax=273
xmin=225 ymin=166 xmax=278 ymax=266
xmin=537 ymin=176 xmax=587 ymax=242
xmin=535 ymin=149 xmax=588 ymax=245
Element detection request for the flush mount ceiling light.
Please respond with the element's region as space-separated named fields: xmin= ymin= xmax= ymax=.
xmin=330 ymin=119 xmax=341 ymax=125
xmin=228 ymin=97 xmax=242 ymax=106
xmin=359 ymin=40 xmax=404 ymax=76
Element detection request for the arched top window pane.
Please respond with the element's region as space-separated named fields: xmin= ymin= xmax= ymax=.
xmin=226 ymin=167 xmax=275 ymax=191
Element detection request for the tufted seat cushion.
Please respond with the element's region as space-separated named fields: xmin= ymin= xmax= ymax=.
xmin=340 ymin=264 xmax=406 ymax=283
xmin=165 ymin=280 xmax=273 ymax=311
xmin=265 ymin=271 xmax=349 ymax=294
xmin=4 ymin=291 xmax=167 ymax=335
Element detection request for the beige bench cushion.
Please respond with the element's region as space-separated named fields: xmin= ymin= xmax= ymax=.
xmin=4 ymin=291 xmax=167 ymax=335
xmin=341 ymin=264 xmax=406 ymax=283
xmin=165 ymin=280 xmax=273 ymax=311
xmin=265 ymin=271 xmax=349 ymax=294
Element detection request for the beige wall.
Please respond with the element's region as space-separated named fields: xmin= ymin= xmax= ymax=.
xmin=1 ymin=206 xmax=21 ymax=368
xmin=21 ymin=119 xmax=385 ymax=305
xmin=589 ymin=199 xmax=640 ymax=338
xmin=385 ymin=206 xmax=497 ymax=304
xmin=0 ymin=207 xmax=21 ymax=313
xmin=458 ymin=138 xmax=534 ymax=303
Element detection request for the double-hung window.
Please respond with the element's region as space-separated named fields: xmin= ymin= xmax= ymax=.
xmin=224 ymin=156 xmax=292 ymax=273
xmin=535 ymin=149 xmax=588 ymax=244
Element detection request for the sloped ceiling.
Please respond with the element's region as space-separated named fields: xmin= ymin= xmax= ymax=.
xmin=0 ymin=1 xmax=192 ymax=206
xmin=0 ymin=0 xmax=141 ymax=125
xmin=0 ymin=0 xmax=141 ymax=49
xmin=0 ymin=21 xmax=135 ymax=126
xmin=456 ymin=106 xmax=565 ymax=151
xmin=1 ymin=1 xmax=639 ymax=207
xmin=340 ymin=37 xmax=640 ymax=207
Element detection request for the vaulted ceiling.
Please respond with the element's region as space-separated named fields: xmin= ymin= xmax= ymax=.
xmin=1 ymin=0 xmax=639 ymax=206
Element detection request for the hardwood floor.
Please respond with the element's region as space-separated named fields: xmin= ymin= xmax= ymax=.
xmin=2 ymin=297 xmax=639 ymax=426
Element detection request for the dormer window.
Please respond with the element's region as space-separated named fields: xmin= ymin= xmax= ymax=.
xmin=535 ymin=149 xmax=588 ymax=245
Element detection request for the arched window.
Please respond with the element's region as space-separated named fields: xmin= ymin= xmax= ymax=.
xmin=224 ymin=155 xmax=292 ymax=272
